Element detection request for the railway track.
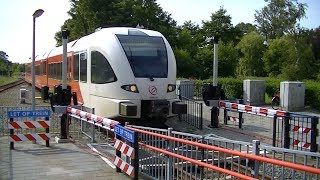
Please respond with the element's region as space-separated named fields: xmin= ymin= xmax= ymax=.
xmin=0 ymin=79 xmax=25 ymax=92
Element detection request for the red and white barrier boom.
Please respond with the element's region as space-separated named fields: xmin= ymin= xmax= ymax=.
xmin=66 ymin=107 xmax=119 ymax=131
xmin=219 ymin=101 xmax=286 ymax=117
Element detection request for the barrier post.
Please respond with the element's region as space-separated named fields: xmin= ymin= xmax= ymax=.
xmin=209 ymin=106 xmax=219 ymax=128
xmin=133 ymin=131 xmax=139 ymax=180
xmin=310 ymin=116 xmax=319 ymax=152
xmin=284 ymin=112 xmax=291 ymax=149
xmin=61 ymin=114 xmax=68 ymax=139
xmin=167 ymin=128 xmax=173 ymax=180
xmin=115 ymin=134 xmax=121 ymax=173
xmin=199 ymin=136 xmax=205 ymax=180
xmin=272 ymin=115 xmax=277 ymax=147
xmin=90 ymin=108 xmax=95 ymax=143
xmin=224 ymin=109 xmax=228 ymax=125
xmin=199 ymin=103 xmax=203 ymax=130
xmin=10 ymin=118 xmax=14 ymax=150
xmin=238 ymin=111 xmax=243 ymax=129
xmin=45 ymin=116 xmax=50 ymax=147
xmin=251 ymin=140 xmax=260 ymax=178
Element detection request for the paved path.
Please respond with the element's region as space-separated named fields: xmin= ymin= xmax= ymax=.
xmin=0 ymin=137 xmax=130 ymax=180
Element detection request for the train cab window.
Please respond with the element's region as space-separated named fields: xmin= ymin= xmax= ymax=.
xmin=91 ymin=51 xmax=117 ymax=84
xmin=73 ymin=54 xmax=79 ymax=80
xmin=116 ymin=34 xmax=168 ymax=78
xmin=80 ymin=52 xmax=87 ymax=82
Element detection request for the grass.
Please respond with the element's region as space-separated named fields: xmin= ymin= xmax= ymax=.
xmin=0 ymin=75 xmax=17 ymax=86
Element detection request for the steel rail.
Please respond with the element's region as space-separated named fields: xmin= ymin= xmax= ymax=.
xmin=0 ymin=79 xmax=25 ymax=92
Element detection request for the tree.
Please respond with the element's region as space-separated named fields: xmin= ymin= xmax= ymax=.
xmin=175 ymin=21 xmax=202 ymax=56
xmin=55 ymin=0 xmax=177 ymax=46
xmin=0 ymin=51 xmax=8 ymax=60
xmin=0 ymin=51 xmax=10 ymax=76
xmin=174 ymin=49 xmax=196 ymax=78
xmin=218 ymin=41 xmax=239 ymax=77
xmin=283 ymin=34 xmax=315 ymax=80
xmin=262 ymin=37 xmax=292 ymax=76
xmin=254 ymin=0 xmax=307 ymax=39
xmin=234 ymin=22 xmax=257 ymax=42
xmin=236 ymin=31 xmax=265 ymax=76
xmin=194 ymin=46 xmax=213 ymax=79
xmin=202 ymin=7 xmax=236 ymax=43
xmin=263 ymin=34 xmax=316 ymax=80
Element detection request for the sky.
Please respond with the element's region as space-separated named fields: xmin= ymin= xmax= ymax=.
xmin=0 ymin=0 xmax=319 ymax=64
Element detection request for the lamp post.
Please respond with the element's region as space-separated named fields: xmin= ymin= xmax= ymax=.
xmin=32 ymin=9 xmax=44 ymax=111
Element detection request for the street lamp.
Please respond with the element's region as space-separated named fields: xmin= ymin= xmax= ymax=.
xmin=32 ymin=9 xmax=44 ymax=111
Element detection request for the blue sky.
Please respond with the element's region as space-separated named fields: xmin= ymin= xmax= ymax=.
xmin=0 ymin=0 xmax=319 ymax=63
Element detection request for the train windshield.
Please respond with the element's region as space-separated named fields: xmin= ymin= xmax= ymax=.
xmin=116 ymin=34 xmax=168 ymax=78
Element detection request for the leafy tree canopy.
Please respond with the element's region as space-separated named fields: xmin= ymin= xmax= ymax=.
xmin=236 ymin=31 xmax=265 ymax=77
xmin=254 ymin=0 xmax=307 ymax=39
xmin=55 ymin=0 xmax=177 ymax=46
xmin=202 ymin=7 xmax=236 ymax=43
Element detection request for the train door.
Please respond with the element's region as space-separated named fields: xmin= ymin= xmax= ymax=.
xmin=73 ymin=51 xmax=89 ymax=104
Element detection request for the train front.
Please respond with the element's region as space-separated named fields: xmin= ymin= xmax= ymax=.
xmin=115 ymin=29 xmax=186 ymax=122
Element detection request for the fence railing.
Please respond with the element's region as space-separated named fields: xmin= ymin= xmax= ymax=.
xmin=178 ymin=96 xmax=203 ymax=129
xmin=129 ymin=125 xmax=320 ymax=180
xmin=177 ymin=83 xmax=203 ymax=130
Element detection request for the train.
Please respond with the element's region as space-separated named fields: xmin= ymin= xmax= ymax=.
xmin=25 ymin=27 xmax=186 ymax=122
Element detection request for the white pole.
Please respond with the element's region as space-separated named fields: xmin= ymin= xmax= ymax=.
xmin=213 ymin=37 xmax=219 ymax=87
xmin=32 ymin=17 xmax=36 ymax=111
xmin=31 ymin=9 xmax=44 ymax=110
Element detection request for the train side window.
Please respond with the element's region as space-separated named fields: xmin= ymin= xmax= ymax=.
xmin=49 ymin=63 xmax=53 ymax=78
xmin=41 ymin=60 xmax=46 ymax=75
xmin=80 ymin=52 xmax=87 ymax=82
xmin=91 ymin=51 xmax=117 ymax=84
xmin=35 ymin=65 xmax=40 ymax=75
xmin=73 ymin=54 xmax=79 ymax=80
xmin=57 ymin=62 xmax=62 ymax=80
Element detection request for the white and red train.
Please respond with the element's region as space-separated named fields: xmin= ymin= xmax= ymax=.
xmin=25 ymin=27 xmax=185 ymax=121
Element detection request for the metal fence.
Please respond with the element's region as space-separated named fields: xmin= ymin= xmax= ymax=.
xmin=273 ymin=113 xmax=318 ymax=152
xmin=218 ymin=101 xmax=319 ymax=152
xmin=178 ymin=96 xmax=203 ymax=129
xmin=177 ymin=83 xmax=203 ymax=130
xmin=129 ymin=125 xmax=320 ymax=180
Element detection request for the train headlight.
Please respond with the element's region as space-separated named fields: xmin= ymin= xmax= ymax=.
xmin=121 ymin=84 xmax=139 ymax=93
xmin=167 ymin=84 xmax=176 ymax=92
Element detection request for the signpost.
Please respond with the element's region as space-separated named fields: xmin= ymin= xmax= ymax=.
xmin=7 ymin=109 xmax=51 ymax=149
xmin=8 ymin=110 xmax=51 ymax=118
xmin=113 ymin=124 xmax=138 ymax=179
xmin=114 ymin=124 xmax=135 ymax=143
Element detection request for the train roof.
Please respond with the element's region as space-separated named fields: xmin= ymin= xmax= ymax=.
xmin=43 ymin=27 xmax=163 ymax=58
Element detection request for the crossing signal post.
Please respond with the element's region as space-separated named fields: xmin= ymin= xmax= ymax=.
xmin=202 ymin=37 xmax=225 ymax=128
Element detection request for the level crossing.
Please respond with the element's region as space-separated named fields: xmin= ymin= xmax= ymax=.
xmin=0 ymin=106 xmax=319 ymax=179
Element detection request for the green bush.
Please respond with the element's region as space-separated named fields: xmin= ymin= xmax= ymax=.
xmin=305 ymin=80 xmax=320 ymax=110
